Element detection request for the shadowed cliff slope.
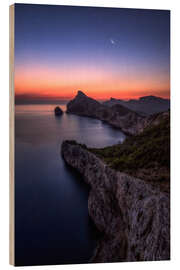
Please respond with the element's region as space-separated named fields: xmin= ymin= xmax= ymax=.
xmin=67 ymin=91 xmax=145 ymax=135
xmin=61 ymin=140 xmax=170 ymax=262
xmin=63 ymin=100 xmax=170 ymax=262
xmin=90 ymin=111 xmax=170 ymax=192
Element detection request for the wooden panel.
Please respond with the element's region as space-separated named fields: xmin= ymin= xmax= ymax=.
xmin=9 ymin=4 xmax=15 ymax=266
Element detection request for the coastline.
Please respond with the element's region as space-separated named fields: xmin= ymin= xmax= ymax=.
xmin=61 ymin=140 xmax=170 ymax=262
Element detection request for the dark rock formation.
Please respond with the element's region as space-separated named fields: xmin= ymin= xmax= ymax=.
xmin=103 ymin=96 xmax=170 ymax=116
xmin=61 ymin=141 xmax=170 ymax=263
xmin=143 ymin=110 xmax=170 ymax=129
xmin=90 ymin=111 xmax=170 ymax=192
xmin=67 ymin=90 xmax=100 ymax=117
xmin=54 ymin=106 xmax=63 ymax=116
xmin=67 ymin=91 xmax=145 ymax=135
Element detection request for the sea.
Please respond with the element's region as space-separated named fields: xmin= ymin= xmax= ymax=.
xmin=15 ymin=104 xmax=126 ymax=266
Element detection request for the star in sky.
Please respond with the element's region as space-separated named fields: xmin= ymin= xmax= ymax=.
xmin=110 ymin=38 xmax=115 ymax=45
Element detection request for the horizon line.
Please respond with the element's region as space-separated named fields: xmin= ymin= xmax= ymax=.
xmin=15 ymin=94 xmax=170 ymax=105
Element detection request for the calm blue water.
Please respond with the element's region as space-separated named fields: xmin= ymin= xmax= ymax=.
xmin=15 ymin=104 xmax=126 ymax=266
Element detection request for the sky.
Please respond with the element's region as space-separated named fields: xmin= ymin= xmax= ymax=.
xmin=15 ymin=4 xmax=170 ymax=103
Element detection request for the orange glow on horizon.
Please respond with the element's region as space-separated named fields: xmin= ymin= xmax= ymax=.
xmin=15 ymin=64 xmax=170 ymax=100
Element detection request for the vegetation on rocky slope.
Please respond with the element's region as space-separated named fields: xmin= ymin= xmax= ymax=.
xmin=90 ymin=113 xmax=170 ymax=191
xmin=61 ymin=130 xmax=170 ymax=261
xmin=65 ymin=111 xmax=170 ymax=191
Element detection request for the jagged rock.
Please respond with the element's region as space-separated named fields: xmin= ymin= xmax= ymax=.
xmin=61 ymin=141 xmax=170 ymax=263
xmin=66 ymin=91 xmax=145 ymax=135
xmin=54 ymin=106 xmax=63 ymax=116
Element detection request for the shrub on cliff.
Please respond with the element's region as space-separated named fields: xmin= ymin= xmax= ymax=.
xmin=90 ymin=114 xmax=170 ymax=189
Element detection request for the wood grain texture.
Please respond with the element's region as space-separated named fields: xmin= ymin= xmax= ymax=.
xmin=9 ymin=4 xmax=15 ymax=266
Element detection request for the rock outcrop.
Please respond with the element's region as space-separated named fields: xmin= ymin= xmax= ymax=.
xmin=143 ymin=110 xmax=170 ymax=129
xmin=61 ymin=141 xmax=170 ymax=263
xmin=103 ymin=96 xmax=170 ymax=116
xmin=67 ymin=91 xmax=145 ymax=135
xmin=54 ymin=106 xmax=63 ymax=116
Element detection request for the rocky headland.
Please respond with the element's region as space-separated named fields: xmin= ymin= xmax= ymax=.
xmin=61 ymin=139 xmax=170 ymax=262
xmin=66 ymin=91 xmax=169 ymax=135
xmin=66 ymin=91 xmax=145 ymax=135
xmin=61 ymin=108 xmax=170 ymax=262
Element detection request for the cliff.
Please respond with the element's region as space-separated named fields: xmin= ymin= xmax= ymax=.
xmin=91 ymin=111 xmax=170 ymax=192
xmin=67 ymin=91 xmax=145 ymax=135
xmin=61 ymin=141 xmax=170 ymax=263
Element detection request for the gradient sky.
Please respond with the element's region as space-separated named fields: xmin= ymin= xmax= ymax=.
xmin=15 ymin=4 xmax=170 ymax=102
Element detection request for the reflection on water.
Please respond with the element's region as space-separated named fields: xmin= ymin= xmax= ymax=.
xmin=15 ymin=104 xmax=126 ymax=266
xmin=15 ymin=104 xmax=67 ymax=115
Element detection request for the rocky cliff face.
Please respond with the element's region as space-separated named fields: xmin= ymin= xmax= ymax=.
xmin=67 ymin=91 xmax=145 ymax=135
xmin=61 ymin=141 xmax=170 ymax=263
xmin=143 ymin=110 xmax=170 ymax=129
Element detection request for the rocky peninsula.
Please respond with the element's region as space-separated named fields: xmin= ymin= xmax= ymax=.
xmin=61 ymin=140 xmax=170 ymax=262
xmin=66 ymin=91 xmax=169 ymax=136
xmin=61 ymin=109 xmax=170 ymax=262
xmin=66 ymin=91 xmax=145 ymax=135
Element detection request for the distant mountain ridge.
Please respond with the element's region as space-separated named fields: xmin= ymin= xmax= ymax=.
xmin=103 ymin=95 xmax=170 ymax=115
